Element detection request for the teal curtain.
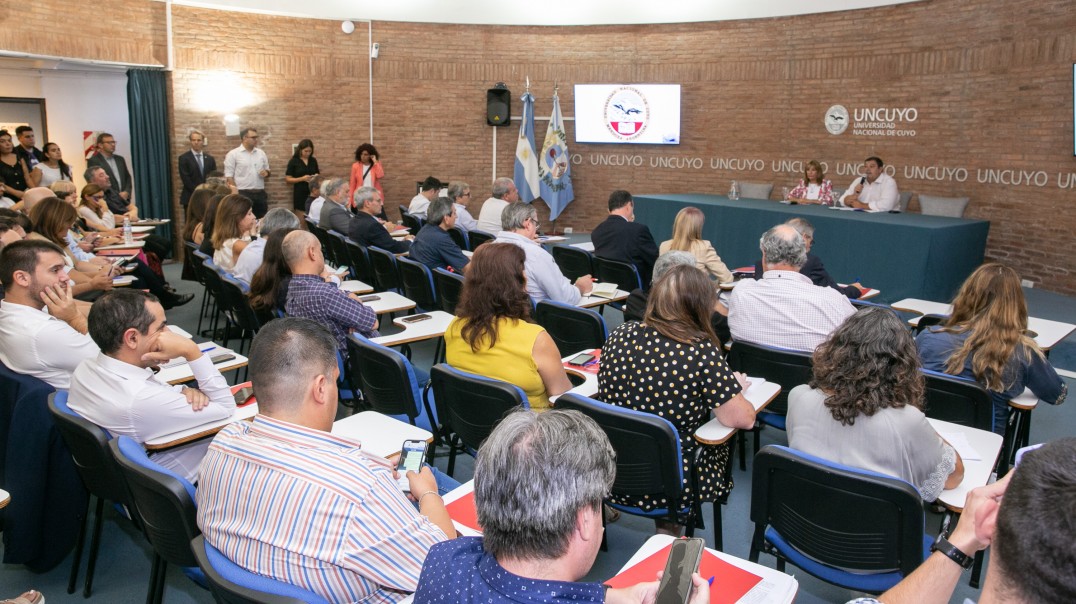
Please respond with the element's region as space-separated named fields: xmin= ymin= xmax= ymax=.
xmin=127 ymin=69 xmax=174 ymax=245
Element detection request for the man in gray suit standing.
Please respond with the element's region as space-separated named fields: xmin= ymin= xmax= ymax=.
xmin=87 ymin=132 xmax=133 ymax=207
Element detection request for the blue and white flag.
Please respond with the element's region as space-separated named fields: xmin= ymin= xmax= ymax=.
xmin=538 ymin=90 xmax=574 ymax=221
xmin=514 ymin=91 xmax=539 ymax=203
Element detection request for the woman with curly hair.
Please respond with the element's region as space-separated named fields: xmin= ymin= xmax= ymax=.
xmin=443 ymin=243 xmax=571 ymax=410
xmin=916 ymin=263 xmax=1066 ymax=436
xmin=788 ymin=306 xmax=964 ymax=502
xmin=349 ymin=143 xmax=386 ymax=218
xmin=599 ymin=263 xmax=755 ymax=534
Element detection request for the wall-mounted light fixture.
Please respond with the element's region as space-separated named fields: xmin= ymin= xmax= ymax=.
xmin=223 ymin=114 xmax=240 ymax=136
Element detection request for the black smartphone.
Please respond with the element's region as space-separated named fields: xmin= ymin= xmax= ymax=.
xmin=210 ymin=352 xmax=237 ymax=364
xmin=401 ymin=314 xmax=431 ymax=324
xmin=396 ymin=439 xmax=428 ymax=491
xmin=655 ymin=538 xmax=705 ymax=604
xmin=233 ymin=386 xmax=255 ymax=405
xmin=359 ymin=295 xmax=381 ymax=302
xmin=567 ymin=352 xmax=596 ymax=366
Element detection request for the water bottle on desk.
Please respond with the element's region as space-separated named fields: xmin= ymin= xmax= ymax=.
xmin=729 ymin=181 xmax=739 ymax=201
xmin=123 ymin=216 xmax=133 ymax=245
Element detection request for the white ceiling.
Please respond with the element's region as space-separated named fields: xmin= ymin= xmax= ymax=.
xmin=168 ymin=0 xmax=925 ymax=26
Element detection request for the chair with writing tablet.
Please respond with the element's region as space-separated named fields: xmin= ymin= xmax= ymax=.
xmin=306 ymin=221 xmax=336 ymax=265
xmin=367 ymin=245 xmax=402 ymax=293
xmin=433 ymin=267 xmax=465 ymax=315
xmin=920 ymin=369 xmax=995 ymax=434
xmin=191 ymin=535 xmax=327 ymax=604
xmin=535 ymin=300 xmax=608 ymax=353
xmin=343 ymin=237 xmax=374 ymax=284
xmin=552 ymin=245 xmax=595 ymax=282
xmin=430 ymin=364 xmax=528 ymax=476
xmin=918 ymin=194 xmax=970 ymax=218
xmin=467 ymin=229 xmax=495 ymax=251
xmin=738 ymin=182 xmax=774 ymax=200
xmin=749 ymin=445 xmax=929 ymax=593
xmin=397 ymin=255 xmax=439 ymax=313
xmin=447 ymin=226 xmax=469 ymax=250
xmin=400 ymin=210 xmax=423 ymax=232
xmin=346 ymin=334 xmax=437 ymax=435
xmin=325 ymin=230 xmax=354 ymax=280
xmin=593 ymin=257 xmax=642 ymax=292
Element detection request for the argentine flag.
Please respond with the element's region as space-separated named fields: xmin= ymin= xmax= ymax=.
xmin=514 ymin=91 xmax=539 ymax=203
xmin=538 ymin=91 xmax=574 ymax=221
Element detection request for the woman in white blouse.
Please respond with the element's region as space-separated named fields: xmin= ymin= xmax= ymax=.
xmin=787 ymin=307 xmax=965 ymax=502
xmin=35 ymin=142 xmax=73 ymax=188
xmin=786 ymin=160 xmax=834 ymax=205
xmin=77 ymin=184 xmax=120 ymax=234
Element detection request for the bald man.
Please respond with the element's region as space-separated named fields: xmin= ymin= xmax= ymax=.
xmin=18 ymin=187 xmax=54 ymax=213
xmin=281 ymin=231 xmax=378 ymax=352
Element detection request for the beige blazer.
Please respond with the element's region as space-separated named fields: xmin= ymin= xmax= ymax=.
xmin=659 ymin=239 xmax=734 ymax=283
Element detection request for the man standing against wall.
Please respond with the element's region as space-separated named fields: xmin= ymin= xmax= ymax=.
xmin=14 ymin=126 xmax=45 ymax=177
xmin=225 ymin=127 xmax=271 ymax=218
xmin=178 ymin=130 xmax=217 ymax=208
xmin=87 ymin=133 xmax=133 ymax=205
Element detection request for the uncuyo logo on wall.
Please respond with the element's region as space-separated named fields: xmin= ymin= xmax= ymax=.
xmin=825 ymin=105 xmax=849 ymax=135
xmin=604 ymin=87 xmax=650 ymax=141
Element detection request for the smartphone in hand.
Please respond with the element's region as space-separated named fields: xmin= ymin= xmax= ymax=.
xmin=396 ymin=439 xmax=428 ymax=492
xmin=655 ymin=538 xmax=705 ymax=604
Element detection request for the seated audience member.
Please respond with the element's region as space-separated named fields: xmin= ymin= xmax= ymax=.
xmin=591 ymin=190 xmax=659 ymax=287
xmin=305 ymin=177 xmax=326 ymax=224
xmin=0 ymin=218 xmax=23 ymax=248
xmin=48 ymin=179 xmax=78 ymax=205
xmin=348 ymin=186 xmax=413 ymax=253
xmin=475 ymin=177 xmax=517 ymax=234
xmin=786 ymin=159 xmax=834 ymax=205
xmin=68 ymin=289 xmax=234 ymax=483
xmin=76 ymin=185 xmax=121 ymax=235
xmin=444 ymin=243 xmax=571 ymax=410
xmin=0 ymin=240 xmax=99 ymax=388
xmin=788 ymin=307 xmax=964 ymax=502
xmin=84 ymin=165 xmax=135 ymax=219
xmin=415 ymin=409 xmax=711 ymax=604
xmin=753 ymin=217 xmax=863 ymax=298
xmin=248 ymin=228 xmax=297 ymax=322
xmin=917 ymin=263 xmax=1066 ymax=436
xmin=317 ymin=177 xmax=353 ymax=235
xmin=847 ymin=438 xmax=1076 ymax=604
xmin=658 ymin=206 xmax=733 ymax=283
xmin=495 ymin=202 xmax=592 ymax=304
xmin=283 ymin=230 xmax=377 ymax=352
xmin=625 ymin=251 xmax=731 ymax=346
xmin=838 ymin=156 xmax=899 ymax=212
xmin=211 ymin=193 xmax=256 ymax=273
xmin=182 ymin=188 xmax=214 ymax=245
xmin=197 ymin=318 xmax=454 ymax=602
xmin=301 ymin=174 xmax=322 ymax=217
xmin=18 ymin=187 xmax=54 ymax=214
xmin=409 ymin=197 xmax=469 ymax=273
xmin=0 ymin=208 xmax=31 ymax=238
xmin=446 ymin=181 xmax=478 ymax=231
xmin=408 ymin=176 xmax=442 ymax=220
xmin=197 ymin=193 xmax=227 ymax=256
xmin=600 ymin=264 xmax=755 ymax=535
xmin=728 ymin=224 xmax=855 ymax=352
xmin=232 ymin=207 xmax=300 ymax=283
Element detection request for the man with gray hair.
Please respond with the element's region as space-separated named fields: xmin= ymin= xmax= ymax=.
xmin=446 ymin=181 xmax=478 ymax=231
xmin=414 ymin=409 xmax=710 ymax=603
xmin=752 ymin=217 xmax=864 ymax=299
xmin=232 ymin=207 xmax=300 ymax=282
xmin=317 ymin=177 xmax=354 ymax=235
xmin=476 ymin=177 xmax=518 ymax=233
xmin=728 ymin=224 xmax=855 ymax=352
xmin=625 ymin=251 xmax=732 ymax=346
xmin=349 ymin=185 xmax=413 ymax=253
xmin=410 ymin=197 xmax=470 ymax=272
xmin=495 ymin=202 xmax=592 ymax=303
xmin=198 ymin=318 xmax=455 ymax=602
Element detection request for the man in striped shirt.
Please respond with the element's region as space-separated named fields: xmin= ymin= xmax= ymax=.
xmin=196 ymin=318 xmax=455 ymax=602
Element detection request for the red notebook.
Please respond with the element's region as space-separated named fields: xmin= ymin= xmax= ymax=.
xmin=230 ymin=381 xmax=257 ymax=406
xmin=563 ymin=349 xmax=601 ymax=375
xmin=605 ymin=541 xmax=762 ymax=604
xmin=444 ymin=490 xmax=481 ymax=533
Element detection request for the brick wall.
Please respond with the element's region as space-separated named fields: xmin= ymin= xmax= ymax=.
xmin=14 ymin=0 xmax=1076 ymax=294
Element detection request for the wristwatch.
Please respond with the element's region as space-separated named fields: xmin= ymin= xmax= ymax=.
xmin=932 ymin=534 xmax=974 ymax=570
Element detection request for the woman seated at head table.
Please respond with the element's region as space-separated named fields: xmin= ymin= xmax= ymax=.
xmin=916 ymin=263 xmax=1067 ymax=436
xmin=658 ymin=206 xmax=734 ymax=284
xmin=211 ymin=193 xmax=256 ymax=273
xmin=599 ymin=263 xmax=756 ymax=536
xmin=788 ymin=306 xmax=965 ymax=502
xmin=786 ymin=159 xmax=835 ymax=205
xmin=444 ymin=243 xmax=572 ymax=411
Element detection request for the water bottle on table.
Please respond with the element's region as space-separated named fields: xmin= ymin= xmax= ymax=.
xmin=123 ymin=216 xmax=133 ymax=245
xmin=729 ymin=181 xmax=739 ymax=201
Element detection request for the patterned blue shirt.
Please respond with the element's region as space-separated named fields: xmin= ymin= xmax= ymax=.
xmin=414 ymin=537 xmax=605 ymax=603
xmin=285 ymin=273 xmax=378 ymax=351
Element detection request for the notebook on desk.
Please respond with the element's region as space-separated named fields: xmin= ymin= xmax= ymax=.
xmin=590 ymin=282 xmax=619 ymax=299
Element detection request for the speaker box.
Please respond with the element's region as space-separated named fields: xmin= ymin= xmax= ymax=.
xmin=486 ymin=85 xmax=511 ymax=126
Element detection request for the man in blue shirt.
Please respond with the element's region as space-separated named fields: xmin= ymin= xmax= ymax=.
xmin=414 ymin=409 xmax=710 ymax=604
xmin=409 ymin=197 xmax=469 ymax=273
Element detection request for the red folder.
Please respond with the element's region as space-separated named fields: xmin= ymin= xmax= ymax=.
xmin=563 ymin=349 xmax=601 ymax=375
xmin=605 ymin=541 xmax=762 ymax=603
xmin=444 ymin=490 xmax=481 ymax=533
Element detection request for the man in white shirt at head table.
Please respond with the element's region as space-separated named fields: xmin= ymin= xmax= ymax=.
xmin=838 ymin=155 xmax=900 ymax=212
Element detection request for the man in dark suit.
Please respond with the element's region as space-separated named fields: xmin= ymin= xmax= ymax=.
xmin=177 ymin=130 xmax=216 ymax=208
xmin=751 ymin=217 xmax=863 ymax=299
xmin=348 ymin=186 xmax=412 ymax=254
xmin=86 ymin=132 xmax=132 ymax=204
xmin=590 ymin=189 xmax=659 ymax=288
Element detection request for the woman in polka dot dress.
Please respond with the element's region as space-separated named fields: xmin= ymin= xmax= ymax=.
xmin=598 ymin=264 xmax=756 ymax=535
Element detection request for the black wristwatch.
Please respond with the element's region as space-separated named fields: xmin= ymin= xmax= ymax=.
xmin=932 ymin=534 xmax=974 ymax=570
